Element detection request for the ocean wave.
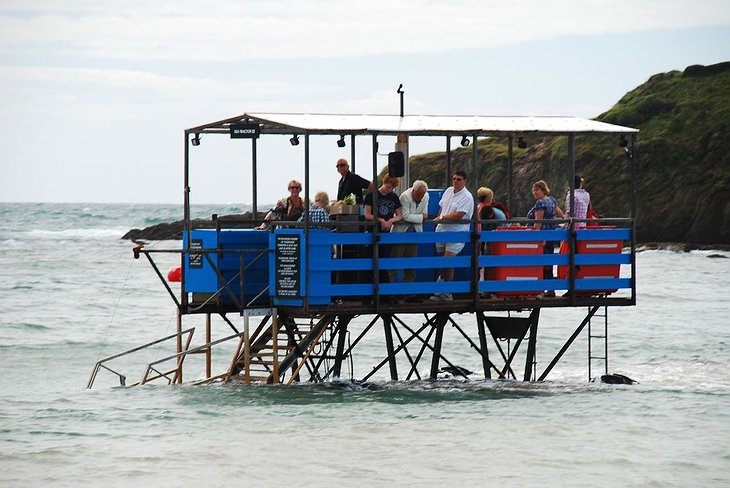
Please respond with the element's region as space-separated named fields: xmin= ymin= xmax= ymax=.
xmin=80 ymin=208 xmax=112 ymax=220
xmin=176 ymin=377 xmax=591 ymax=408
xmin=638 ymin=247 xmax=730 ymax=256
xmin=0 ymin=339 xmax=117 ymax=351
xmin=22 ymin=228 xmax=128 ymax=239
xmin=692 ymin=249 xmax=730 ymax=258
xmin=9 ymin=283 xmax=36 ymax=290
xmin=142 ymin=217 xmax=176 ymax=227
xmin=6 ymin=322 xmax=51 ymax=331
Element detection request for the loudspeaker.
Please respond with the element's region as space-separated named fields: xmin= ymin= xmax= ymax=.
xmin=388 ymin=151 xmax=405 ymax=177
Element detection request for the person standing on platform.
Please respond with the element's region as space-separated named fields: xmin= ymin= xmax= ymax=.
xmin=390 ymin=180 xmax=429 ymax=294
xmin=363 ymin=175 xmax=402 ymax=302
xmin=364 ymin=175 xmax=402 ymax=233
xmin=336 ymin=158 xmax=372 ymax=204
xmin=430 ymin=171 xmax=474 ymax=301
xmin=564 ymin=175 xmax=591 ymax=228
xmin=527 ymin=179 xmax=565 ymax=297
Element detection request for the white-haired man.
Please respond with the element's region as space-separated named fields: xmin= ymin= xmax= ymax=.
xmin=390 ymin=180 xmax=429 ymax=293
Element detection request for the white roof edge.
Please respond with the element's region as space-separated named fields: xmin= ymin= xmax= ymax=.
xmin=231 ymin=112 xmax=639 ymax=134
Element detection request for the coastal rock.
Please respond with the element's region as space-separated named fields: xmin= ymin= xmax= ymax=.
xmin=122 ymin=213 xmax=259 ymax=241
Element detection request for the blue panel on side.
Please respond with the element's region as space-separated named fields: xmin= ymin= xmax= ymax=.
xmin=219 ymin=230 xmax=270 ymax=305
xmin=305 ymin=230 xmax=333 ymax=305
xmin=183 ymin=229 xmax=219 ymax=293
xmin=184 ymin=229 xmax=270 ymax=304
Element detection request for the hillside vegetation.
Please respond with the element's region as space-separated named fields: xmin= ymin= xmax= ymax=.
xmin=127 ymin=63 xmax=730 ymax=245
xmin=408 ymin=62 xmax=730 ymax=244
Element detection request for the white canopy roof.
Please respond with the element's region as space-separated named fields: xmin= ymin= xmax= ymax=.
xmin=190 ymin=112 xmax=638 ymax=135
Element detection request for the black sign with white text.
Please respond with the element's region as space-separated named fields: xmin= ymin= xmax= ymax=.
xmin=275 ymin=234 xmax=301 ymax=298
xmin=230 ymin=123 xmax=260 ymax=139
xmin=189 ymin=239 xmax=203 ymax=268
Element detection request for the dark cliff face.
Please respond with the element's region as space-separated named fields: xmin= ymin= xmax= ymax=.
xmin=598 ymin=62 xmax=730 ymax=244
xmin=407 ymin=62 xmax=730 ymax=245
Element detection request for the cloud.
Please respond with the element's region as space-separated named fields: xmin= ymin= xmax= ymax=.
xmin=0 ymin=65 xmax=331 ymax=98
xmin=1 ymin=0 xmax=728 ymax=61
xmin=0 ymin=0 xmax=728 ymax=204
xmin=0 ymin=65 xmax=339 ymax=119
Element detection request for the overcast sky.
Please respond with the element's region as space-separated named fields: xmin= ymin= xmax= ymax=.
xmin=1 ymin=0 xmax=728 ymax=206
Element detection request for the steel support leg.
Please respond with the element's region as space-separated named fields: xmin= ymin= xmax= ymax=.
xmin=523 ymin=309 xmax=540 ymax=381
xmin=429 ymin=313 xmax=448 ymax=379
xmin=476 ymin=312 xmax=491 ymax=379
xmin=383 ymin=315 xmax=398 ymax=380
xmin=332 ymin=315 xmax=352 ymax=378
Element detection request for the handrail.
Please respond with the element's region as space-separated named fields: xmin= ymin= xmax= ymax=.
xmin=266 ymin=216 xmax=633 ymax=229
xmin=87 ymin=327 xmax=195 ymax=389
xmin=139 ymin=329 xmax=245 ymax=385
xmin=139 ymin=246 xmax=271 ymax=313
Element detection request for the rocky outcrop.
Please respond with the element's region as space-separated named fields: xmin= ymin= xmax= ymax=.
xmin=122 ymin=213 xmax=258 ymax=241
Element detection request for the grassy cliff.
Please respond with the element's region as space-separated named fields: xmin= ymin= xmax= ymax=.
xmin=407 ymin=62 xmax=730 ymax=245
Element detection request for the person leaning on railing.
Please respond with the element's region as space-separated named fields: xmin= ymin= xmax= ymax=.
xmin=390 ymin=180 xmax=429 ymax=300
xmin=476 ymin=187 xmax=508 ymax=232
xmin=477 ymin=187 xmax=507 ymax=284
xmin=362 ymin=175 xmax=402 ymax=303
xmin=256 ymin=180 xmax=305 ymax=230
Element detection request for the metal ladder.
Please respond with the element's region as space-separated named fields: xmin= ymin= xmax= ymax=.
xmin=587 ymin=306 xmax=608 ymax=381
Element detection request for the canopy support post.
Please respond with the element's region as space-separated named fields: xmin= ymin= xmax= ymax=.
xmin=507 ymin=135 xmax=514 ymax=212
xmin=251 ymin=138 xmax=258 ymax=217
xmin=446 ymin=136 xmax=452 ymax=186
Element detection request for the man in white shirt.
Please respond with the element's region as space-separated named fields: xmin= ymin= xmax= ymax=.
xmin=431 ymin=171 xmax=474 ymax=301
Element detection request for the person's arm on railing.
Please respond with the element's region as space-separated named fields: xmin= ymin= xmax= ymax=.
xmin=382 ymin=208 xmax=402 ymax=231
xmin=434 ymin=210 xmax=466 ymax=222
xmin=401 ymin=194 xmax=427 ymax=224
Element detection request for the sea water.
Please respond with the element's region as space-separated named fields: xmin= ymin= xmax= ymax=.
xmin=0 ymin=202 xmax=728 ymax=487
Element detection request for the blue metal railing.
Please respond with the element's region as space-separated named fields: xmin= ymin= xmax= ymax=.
xmin=283 ymin=222 xmax=633 ymax=303
xmin=181 ymin=220 xmax=634 ymax=308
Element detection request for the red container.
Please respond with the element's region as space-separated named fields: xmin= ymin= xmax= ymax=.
xmin=489 ymin=227 xmax=544 ymax=297
xmin=558 ymin=228 xmax=621 ymax=295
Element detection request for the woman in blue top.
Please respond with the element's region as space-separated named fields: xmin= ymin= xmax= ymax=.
xmin=527 ymin=180 xmax=565 ymax=288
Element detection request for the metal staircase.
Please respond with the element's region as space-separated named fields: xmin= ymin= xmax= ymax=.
xmin=228 ymin=314 xmax=337 ymax=384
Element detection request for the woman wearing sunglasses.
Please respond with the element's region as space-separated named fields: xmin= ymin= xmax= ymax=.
xmin=256 ymin=180 xmax=305 ymax=229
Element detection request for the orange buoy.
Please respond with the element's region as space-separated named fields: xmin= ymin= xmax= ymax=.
xmin=167 ymin=266 xmax=182 ymax=282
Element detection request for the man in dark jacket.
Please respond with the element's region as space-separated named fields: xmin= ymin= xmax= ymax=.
xmin=336 ymin=158 xmax=372 ymax=203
